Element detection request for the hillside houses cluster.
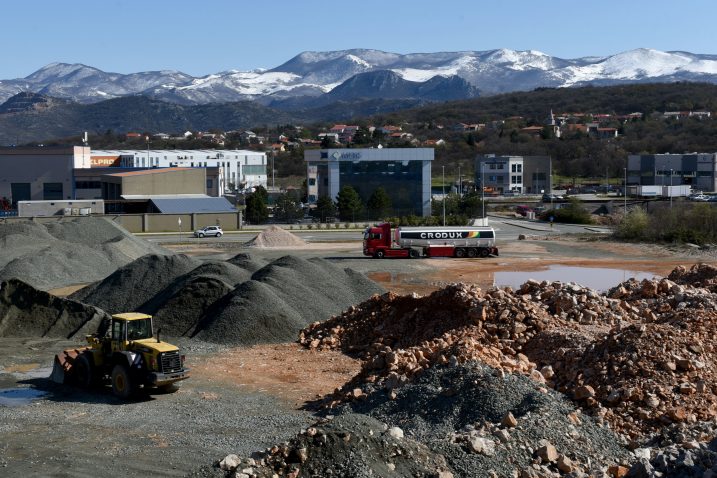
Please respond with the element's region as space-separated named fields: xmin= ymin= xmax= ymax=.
xmin=123 ymin=105 xmax=714 ymax=155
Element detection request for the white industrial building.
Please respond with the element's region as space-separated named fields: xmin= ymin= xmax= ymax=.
xmin=90 ymin=149 xmax=267 ymax=193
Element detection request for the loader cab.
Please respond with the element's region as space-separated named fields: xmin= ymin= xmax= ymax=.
xmin=111 ymin=313 xmax=154 ymax=352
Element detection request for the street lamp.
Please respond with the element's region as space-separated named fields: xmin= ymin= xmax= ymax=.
xmin=481 ymin=162 xmax=485 ymax=222
xmin=271 ymin=152 xmax=275 ymax=191
xmin=442 ymin=165 xmax=446 ymax=226
xmin=145 ymin=136 xmax=150 ymax=168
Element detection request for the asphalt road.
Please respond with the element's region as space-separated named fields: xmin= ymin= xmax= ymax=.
xmin=141 ymin=217 xmax=610 ymax=244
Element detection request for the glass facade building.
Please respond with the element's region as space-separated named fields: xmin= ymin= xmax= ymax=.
xmin=305 ymin=148 xmax=433 ymax=217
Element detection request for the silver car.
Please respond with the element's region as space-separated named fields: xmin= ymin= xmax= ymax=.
xmin=194 ymin=225 xmax=223 ymax=238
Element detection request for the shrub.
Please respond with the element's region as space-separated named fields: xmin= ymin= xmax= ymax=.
xmin=614 ymin=208 xmax=649 ymax=240
xmin=344 ymin=222 xmax=351 ymax=229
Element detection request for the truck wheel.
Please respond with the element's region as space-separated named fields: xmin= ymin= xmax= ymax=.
xmin=479 ymin=248 xmax=490 ymax=258
xmin=454 ymin=248 xmax=465 ymax=258
xmin=72 ymin=354 xmax=93 ymax=388
xmin=111 ymin=364 xmax=135 ymax=399
xmin=409 ymin=249 xmax=420 ymax=259
xmin=467 ymin=248 xmax=477 ymax=258
xmin=375 ymin=250 xmax=385 ymax=259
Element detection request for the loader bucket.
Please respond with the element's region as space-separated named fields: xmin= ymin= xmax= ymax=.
xmin=50 ymin=349 xmax=81 ymax=384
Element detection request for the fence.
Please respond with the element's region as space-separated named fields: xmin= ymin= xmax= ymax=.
xmin=0 ymin=211 xmax=243 ymax=233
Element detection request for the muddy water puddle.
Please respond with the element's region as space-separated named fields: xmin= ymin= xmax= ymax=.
xmin=0 ymin=388 xmax=47 ymax=407
xmin=494 ymin=266 xmax=658 ymax=291
xmin=371 ymin=265 xmax=658 ymax=295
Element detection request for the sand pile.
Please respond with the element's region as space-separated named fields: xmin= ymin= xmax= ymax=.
xmin=0 ymin=218 xmax=170 ymax=290
xmin=244 ymin=225 xmax=307 ymax=248
xmin=0 ymin=279 xmax=109 ymax=338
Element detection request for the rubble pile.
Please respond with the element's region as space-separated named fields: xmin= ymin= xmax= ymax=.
xmin=216 ymin=414 xmax=453 ymax=478
xmin=300 ymin=284 xmax=562 ymax=405
xmin=299 ymin=265 xmax=717 ymax=443
xmin=668 ymin=263 xmax=717 ymax=292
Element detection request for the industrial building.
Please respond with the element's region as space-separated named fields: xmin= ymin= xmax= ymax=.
xmin=0 ymin=146 xmax=90 ymax=206
xmin=304 ymin=148 xmax=433 ymax=217
xmin=627 ymin=153 xmax=717 ymax=192
xmin=90 ymin=149 xmax=267 ymax=193
xmin=475 ymin=155 xmax=552 ymax=195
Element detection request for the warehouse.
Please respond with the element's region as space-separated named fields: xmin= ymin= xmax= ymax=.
xmin=90 ymin=149 xmax=267 ymax=193
xmin=0 ymin=146 xmax=90 ymax=206
xmin=304 ymin=148 xmax=433 ymax=217
xmin=627 ymin=153 xmax=717 ymax=192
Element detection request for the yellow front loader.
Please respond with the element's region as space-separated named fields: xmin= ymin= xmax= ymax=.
xmin=52 ymin=313 xmax=189 ymax=399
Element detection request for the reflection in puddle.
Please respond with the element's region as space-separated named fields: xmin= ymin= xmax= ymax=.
xmin=494 ymin=266 xmax=658 ymax=291
xmin=0 ymin=388 xmax=47 ymax=407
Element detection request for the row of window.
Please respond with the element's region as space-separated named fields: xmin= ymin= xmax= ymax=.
xmin=487 ymin=175 xmax=523 ymax=185
xmin=483 ymin=163 xmax=524 ymax=173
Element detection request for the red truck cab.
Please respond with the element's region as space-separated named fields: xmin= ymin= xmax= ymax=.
xmin=363 ymin=223 xmax=413 ymax=258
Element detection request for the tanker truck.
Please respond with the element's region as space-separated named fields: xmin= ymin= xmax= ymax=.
xmin=363 ymin=223 xmax=498 ymax=259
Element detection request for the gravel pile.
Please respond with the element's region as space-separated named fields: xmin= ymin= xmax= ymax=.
xmin=244 ymin=226 xmax=307 ymax=248
xmin=193 ymin=256 xmax=384 ymax=345
xmin=344 ymin=362 xmax=632 ymax=478
xmin=70 ymin=254 xmax=201 ymax=314
xmin=0 ymin=218 xmax=170 ymax=290
xmin=227 ymin=252 xmax=267 ymax=273
xmin=626 ymin=419 xmax=717 ymax=477
xmin=69 ymin=253 xmax=383 ymax=345
xmin=0 ymin=279 xmax=109 ymax=338
xmin=215 ymin=414 xmax=452 ymax=478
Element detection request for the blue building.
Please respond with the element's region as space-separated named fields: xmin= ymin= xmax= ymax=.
xmin=305 ymin=148 xmax=433 ymax=217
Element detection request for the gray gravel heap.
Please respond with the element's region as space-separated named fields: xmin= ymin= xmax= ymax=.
xmin=0 ymin=278 xmax=110 ymax=338
xmin=70 ymin=254 xmax=201 ymax=314
xmin=0 ymin=217 xmax=170 ymax=290
xmin=193 ymin=256 xmax=384 ymax=345
xmin=626 ymin=420 xmax=717 ymax=478
xmin=342 ymin=362 xmax=632 ymax=477
xmin=70 ymin=253 xmax=383 ymax=345
xmin=215 ymin=414 xmax=452 ymax=478
xmin=226 ymin=252 xmax=267 ymax=273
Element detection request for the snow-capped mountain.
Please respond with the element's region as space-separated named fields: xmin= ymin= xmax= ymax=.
xmin=2 ymin=48 xmax=717 ymax=106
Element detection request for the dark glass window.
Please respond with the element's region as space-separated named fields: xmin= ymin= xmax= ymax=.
xmin=339 ymin=160 xmax=424 ymax=216
xmin=43 ymin=183 xmax=63 ymax=200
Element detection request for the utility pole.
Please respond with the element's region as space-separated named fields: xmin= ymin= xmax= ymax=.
xmin=670 ymin=168 xmax=674 ymax=209
xmin=458 ymin=165 xmax=461 ymax=197
xmin=442 ymin=165 xmax=446 ymax=226
xmin=624 ymin=167 xmax=627 ymax=214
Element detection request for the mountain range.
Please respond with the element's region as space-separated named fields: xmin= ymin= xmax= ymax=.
xmin=2 ymin=48 xmax=717 ymax=106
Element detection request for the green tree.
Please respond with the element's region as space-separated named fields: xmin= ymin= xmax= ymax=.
xmin=314 ymin=195 xmax=337 ymax=222
xmin=320 ymin=135 xmax=334 ymax=148
xmin=273 ymin=192 xmax=303 ymax=223
xmin=367 ymin=187 xmax=392 ymax=220
xmin=245 ymin=188 xmax=268 ymax=224
xmin=336 ymin=186 xmax=363 ymax=222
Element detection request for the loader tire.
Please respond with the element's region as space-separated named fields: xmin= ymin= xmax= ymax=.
xmin=111 ymin=364 xmax=134 ymax=399
xmin=72 ymin=354 xmax=93 ymax=389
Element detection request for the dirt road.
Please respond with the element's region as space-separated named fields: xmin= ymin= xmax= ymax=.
xmin=1 ymin=235 xmax=716 ymax=476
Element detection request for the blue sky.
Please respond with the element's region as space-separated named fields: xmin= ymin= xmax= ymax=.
xmin=2 ymin=0 xmax=715 ymax=79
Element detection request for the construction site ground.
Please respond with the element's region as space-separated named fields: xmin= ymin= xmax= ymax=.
xmin=1 ymin=230 xmax=716 ymax=477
